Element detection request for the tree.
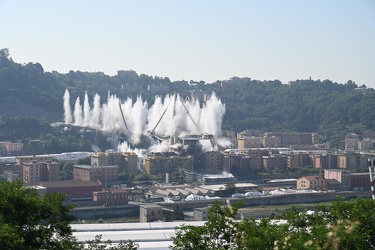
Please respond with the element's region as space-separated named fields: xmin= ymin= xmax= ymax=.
xmin=0 ymin=180 xmax=139 ymax=250
xmin=0 ymin=180 xmax=78 ymax=249
xmin=171 ymin=198 xmax=375 ymax=250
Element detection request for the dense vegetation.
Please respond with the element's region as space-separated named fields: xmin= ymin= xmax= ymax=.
xmin=0 ymin=181 xmax=138 ymax=249
xmin=172 ymin=198 xmax=375 ymax=250
xmin=1 ymin=48 xmax=375 ymax=147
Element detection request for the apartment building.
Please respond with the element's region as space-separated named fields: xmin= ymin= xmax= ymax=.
xmin=205 ymin=151 xmax=223 ymax=172
xmin=297 ymin=176 xmax=327 ymax=190
xmin=262 ymin=155 xmax=287 ymax=170
xmin=262 ymin=135 xmax=281 ymax=148
xmin=345 ymin=133 xmax=359 ymax=150
xmin=338 ymin=153 xmax=367 ymax=169
xmin=286 ymin=152 xmax=311 ymax=168
xmin=144 ymin=154 xmax=193 ymax=175
xmin=237 ymin=137 xmax=262 ymax=149
xmin=22 ymin=161 xmax=60 ymax=184
xmin=91 ymin=151 xmax=138 ymax=174
xmin=73 ymin=165 xmax=119 ymax=183
xmin=324 ymin=169 xmax=351 ymax=190
xmin=16 ymin=155 xmax=54 ymax=165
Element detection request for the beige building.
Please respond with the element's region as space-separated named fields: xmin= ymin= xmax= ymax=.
xmin=238 ymin=137 xmax=262 ymax=149
xmin=91 ymin=151 xmax=138 ymax=174
xmin=262 ymin=136 xmax=281 ymax=148
xmin=139 ymin=204 xmax=163 ymax=222
xmin=297 ymin=176 xmax=327 ymax=190
xmin=73 ymin=165 xmax=119 ymax=184
xmin=144 ymin=154 xmax=193 ymax=175
xmin=16 ymin=155 xmax=54 ymax=165
xmin=22 ymin=161 xmax=60 ymax=184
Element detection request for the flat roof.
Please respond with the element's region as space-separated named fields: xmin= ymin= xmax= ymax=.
xmin=37 ymin=180 xmax=102 ymax=188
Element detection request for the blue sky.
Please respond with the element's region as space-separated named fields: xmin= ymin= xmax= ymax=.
xmin=1 ymin=0 xmax=375 ymax=87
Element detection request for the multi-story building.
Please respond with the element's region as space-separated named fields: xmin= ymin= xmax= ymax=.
xmin=262 ymin=136 xmax=281 ymax=148
xmin=93 ymin=188 xmax=129 ymax=206
xmin=205 ymin=151 xmax=223 ymax=172
xmin=262 ymin=155 xmax=287 ymax=170
xmin=73 ymin=165 xmax=119 ymax=184
xmin=16 ymin=155 xmax=54 ymax=165
xmin=338 ymin=153 xmax=367 ymax=169
xmin=297 ymin=176 xmax=327 ymax=190
xmin=311 ymin=154 xmax=338 ymax=169
xmin=91 ymin=151 xmax=138 ymax=174
xmin=0 ymin=141 xmax=23 ymax=155
xmin=222 ymin=130 xmax=237 ymax=149
xmin=324 ymin=169 xmax=351 ymax=190
xmin=22 ymin=161 xmax=60 ymax=184
xmin=358 ymin=138 xmax=375 ymax=150
xmin=144 ymin=154 xmax=193 ymax=175
xmin=237 ymin=137 xmax=262 ymax=149
xmin=286 ymin=152 xmax=311 ymax=168
xmin=345 ymin=133 xmax=359 ymax=150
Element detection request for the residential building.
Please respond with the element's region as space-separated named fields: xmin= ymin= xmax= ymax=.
xmin=297 ymin=176 xmax=327 ymax=190
xmin=262 ymin=155 xmax=287 ymax=170
xmin=139 ymin=204 xmax=163 ymax=222
xmin=22 ymin=161 xmax=60 ymax=184
xmin=93 ymin=188 xmax=129 ymax=206
xmin=345 ymin=133 xmax=359 ymax=150
xmin=358 ymin=138 xmax=375 ymax=150
xmin=286 ymin=152 xmax=311 ymax=168
xmin=73 ymin=165 xmax=119 ymax=184
xmin=262 ymin=136 xmax=281 ymax=148
xmin=324 ymin=169 xmax=351 ymax=190
xmin=205 ymin=151 xmax=223 ymax=172
xmin=311 ymin=154 xmax=338 ymax=169
xmin=0 ymin=141 xmax=23 ymax=155
xmin=16 ymin=155 xmax=54 ymax=165
xmin=338 ymin=153 xmax=367 ymax=169
xmin=144 ymin=154 xmax=193 ymax=175
xmin=238 ymin=137 xmax=262 ymax=149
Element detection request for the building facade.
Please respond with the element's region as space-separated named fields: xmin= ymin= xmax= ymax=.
xmin=324 ymin=169 xmax=351 ymax=190
xmin=73 ymin=165 xmax=119 ymax=184
xmin=22 ymin=161 xmax=60 ymax=184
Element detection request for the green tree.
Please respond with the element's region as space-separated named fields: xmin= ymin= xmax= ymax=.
xmin=171 ymin=198 xmax=375 ymax=250
xmin=0 ymin=180 xmax=139 ymax=250
xmin=0 ymin=180 xmax=78 ymax=249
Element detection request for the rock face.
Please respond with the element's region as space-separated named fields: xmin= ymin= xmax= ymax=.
xmin=0 ymin=97 xmax=61 ymax=120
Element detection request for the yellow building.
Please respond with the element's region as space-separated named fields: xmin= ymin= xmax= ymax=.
xmin=297 ymin=175 xmax=327 ymax=190
xmin=144 ymin=155 xmax=193 ymax=175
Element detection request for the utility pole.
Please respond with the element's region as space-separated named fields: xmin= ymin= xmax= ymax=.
xmin=368 ymin=157 xmax=375 ymax=200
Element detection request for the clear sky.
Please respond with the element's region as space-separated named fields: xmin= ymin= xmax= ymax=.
xmin=1 ymin=0 xmax=375 ymax=87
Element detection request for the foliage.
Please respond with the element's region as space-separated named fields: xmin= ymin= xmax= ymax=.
xmin=0 ymin=180 xmax=139 ymax=250
xmin=171 ymin=198 xmax=375 ymax=250
xmin=0 ymin=180 xmax=78 ymax=249
xmin=2 ymin=49 xmax=375 ymax=148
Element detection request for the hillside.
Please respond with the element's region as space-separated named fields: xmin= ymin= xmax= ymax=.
xmin=1 ymin=48 xmax=375 ymax=147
